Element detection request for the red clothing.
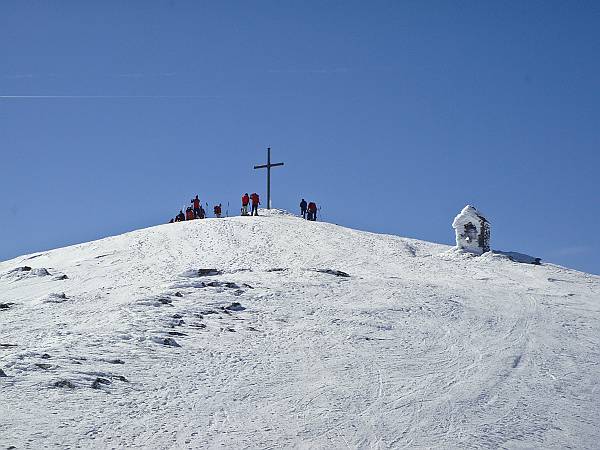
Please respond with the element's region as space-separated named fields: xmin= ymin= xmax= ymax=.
xmin=193 ymin=198 xmax=200 ymax=209
xmin=242 ymin=194 xmax=249 ymax=206
xmin=308 ymin=202 xmax=317 ymax=212
xmin=250 ymin=193 xmax=260 ymax=206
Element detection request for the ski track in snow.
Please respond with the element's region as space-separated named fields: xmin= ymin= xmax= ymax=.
xmin=1 ymin=210 xmax=599 ymax=449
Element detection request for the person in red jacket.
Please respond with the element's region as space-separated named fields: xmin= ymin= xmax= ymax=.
xmin=241 ymin=193 xmax=250 ymax=216
xmin=307 ymin=202 xmax=317 ymax=221
xmin=214 ymin=203 xmax=222 ymax=218
xmin=250 ymin=193 xmax=260 ymax=216
xmin=185 ymin=207 xmax=195 ymax=221
xmin=191 ymin=195 xmax=201 ymax=218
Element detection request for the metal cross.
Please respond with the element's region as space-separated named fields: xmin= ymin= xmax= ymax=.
xmin=254 ymin=147 xmax=284 ymax=209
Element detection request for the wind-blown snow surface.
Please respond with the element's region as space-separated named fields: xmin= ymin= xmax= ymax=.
xmin=1 ymin=210 xmax=599 ymax=448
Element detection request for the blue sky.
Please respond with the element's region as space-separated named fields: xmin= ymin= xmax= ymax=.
xmin=1 ymin=1 xmax=599 ymax=274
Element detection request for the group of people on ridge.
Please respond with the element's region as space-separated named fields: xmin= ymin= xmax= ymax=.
xmin=171 ymin=195 xmax=222 ymax=222
xmin=170 ymin=192 xmax=318 ymax=222
xmin=241 ymin=192 xmax=260 ymax=216
xmin=300 ymin=199 xmax=318 ymax=221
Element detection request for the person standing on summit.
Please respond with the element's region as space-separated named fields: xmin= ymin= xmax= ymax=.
xmin=191 ymin=195 xmax=201 ymax=219
xmin=300 ymin=198 xmax=307 ymax=219
xmin=250 ymin=192 xmax=260 ymax=216
xmin=241 ymin=193 xmax=250 ymax=216
xmin=307 ymin=201 xmax=317 ymax=221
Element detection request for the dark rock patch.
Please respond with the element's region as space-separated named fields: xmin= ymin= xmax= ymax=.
xmin=242 ymin=283 xmax=254 ymax=289
xmin=225 ymin=302 xmax=245 ymax=312
xmin=140 ymin=296 xmax=173 ymax=307
xmin=92 ymin=377 xmax=111 ymax=389
xmin=41 ymin=353 xmax=51 ymax=359
xmin=0 ymin=343 xmax=17 ymax=348
xmin=189 ymin=323 xmax=206 ymax=329
xmin=267 ymin=268 xmax=287 ymax=272
xmin=0 ymin=303 xmax=15 ymax=310
xmin=233 ymin=289 xmax=244 ymax=296
xmin=247 ymin=327 xmax=260 ymax=332
xmin=167 ymin=331 xmax=188 ymax=336
xmin=495 ymin=251 xmax=541 ymax=265
xmin=54 ymin=379 xmax=75 ymax=389
xmin=0 ymin=368 xmax=7 ymax=377
xmin=53 ymin=274 xmax=69 ymax=281
xmin=25 ymin=253 xmax=46 ymax=260
xmin=182 ymin=269 xmax=222 ymax=277
xmin=36 ymin=363 xmax=53 ymax=370
xmin=161 ymin=337 xmax=181 ymax=347
xmin=15 ymin=266 xmax=32 ymax=272
xmin=174 ymin=292 xmax=184 ymax=297
xmin=206 ymin=281 xmax=239 ymax=289
xmin=111 ymin=375 xmax=128 ymax=382
xmin=172 ymin=313 xmax=183 ymax=319
xmin=108 ymin=359 xmax=125 ymax=365
xmin=316 ymin=269 xmax=350 ymax=278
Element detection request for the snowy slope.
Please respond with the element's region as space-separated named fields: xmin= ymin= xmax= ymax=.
xmin=1 ymin=210 xmax=599 ymax=449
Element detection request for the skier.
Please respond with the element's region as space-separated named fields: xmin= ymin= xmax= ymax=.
xmin=241 ymin=193 xmax=250 ymax=216
xmin=300 ymin=198 xmax=307 ymax=219
xmin=191 ymin=195 xmax=201 ymax=219
xmin=214 ymin=204 xmax=222 ymax=218
xmin=198 ymin=205 xmax=206 ymax=219
xmin=185 ymin=207 xmax=195 ymax=221
xmin=175 ymin=210 xmax=185 ymax=222
xmin=250 ymin=193 xmax=260 ymax=216
xmin=307 ymin=202 xmax=317 ymax=221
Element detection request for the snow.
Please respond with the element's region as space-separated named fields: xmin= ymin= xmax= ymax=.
xmin=1 ymin=209 xmax=599 ymax=448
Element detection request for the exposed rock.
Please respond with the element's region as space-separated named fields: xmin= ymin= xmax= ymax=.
xmin=155 ymin=337 xmax=181 ymax=347
xmin=167 ymin=331 xmax=188 ymax=336
xmin=91 ymin=377 xmax=111 ymax=389
xmin=54 ymin=380 xmax=75 ymax=389
xmin=111 ymin=375 xmax=129 ymax=382
xmin=0 ymin=368 xmax=7 ymax=377
xmin=174 ymin=291 xmax=183 ymax=297
xmin=182 ymin=269 xmax=222 ymax=277
xmin=41 ymin=353 xmax=51 ymax=359
xmin=108 ymin=359 xmax=125 ymax=365
xmin=316 ymin=269 xmax=350 ymax=278
xmin=225 ymin=302 xmax=245 ymax=312
xmin=35 ymin=363 xmax=53 ymax=370
xmin=0 ymin=303 xmax=15 ymax=310
xmin=53 ymin=274 xmax=69 ymax=280
xmin=206 ymin=281 xmax=239 ymax=289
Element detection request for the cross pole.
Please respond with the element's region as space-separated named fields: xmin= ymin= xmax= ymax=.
xmin=254 ymin=147 xmax=284 ymax=209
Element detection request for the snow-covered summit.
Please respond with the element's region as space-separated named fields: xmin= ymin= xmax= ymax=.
xmin=1 ymin=211 xmax=599 ymax=448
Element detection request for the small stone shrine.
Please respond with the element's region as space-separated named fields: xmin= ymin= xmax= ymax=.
xmin=452 ymin=205 xmax=490 ymax=255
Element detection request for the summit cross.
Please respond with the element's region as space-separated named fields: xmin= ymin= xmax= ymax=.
xmin=253 ymin=147 xmax=284 ymax=209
